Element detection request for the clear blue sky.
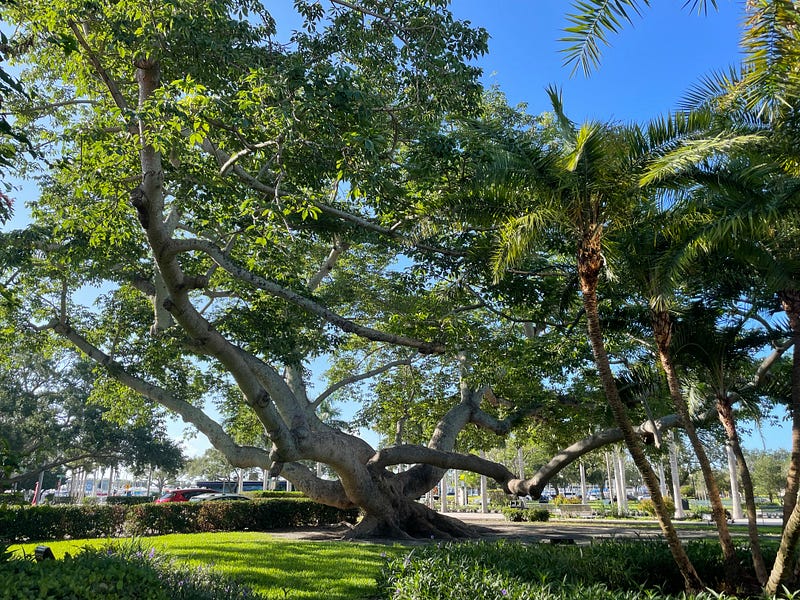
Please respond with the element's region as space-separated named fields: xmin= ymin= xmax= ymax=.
xmin=451 ymin=1 xmax=743 ymax=122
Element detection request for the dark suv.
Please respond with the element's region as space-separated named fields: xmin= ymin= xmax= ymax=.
xmin=155 ymin=488 xmax=217 ymax=503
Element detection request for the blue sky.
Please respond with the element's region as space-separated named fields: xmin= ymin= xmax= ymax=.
xmin=451 ymin=1 xmax=743 ymax=122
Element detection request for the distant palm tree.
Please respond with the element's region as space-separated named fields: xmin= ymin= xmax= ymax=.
xmin=614 ymin=209 xmax=740 ymax=578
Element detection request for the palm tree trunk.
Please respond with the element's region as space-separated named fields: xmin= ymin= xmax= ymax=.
xmin=779 ymin=290 xmax=800 ymax=522
xmin=579 ymin=266 xmax=703 ymax=591
xmin=716 ymin=399 xmax=768 ymax=584
xmin=652 ymin=310 xmax=739 ymax=579
xmin=765 ymin=290 xmax=800 ymax=591
xmin=767 ymin=498 xmax=800 ymax=594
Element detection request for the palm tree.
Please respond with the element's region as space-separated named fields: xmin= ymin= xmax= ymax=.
xmin=673 ymin=304 xmax=775 ymax=584
xmin=486 ymin=88 xmax=704 ymax=591
xmin=615 ymin=210 xmax=740 ymax=580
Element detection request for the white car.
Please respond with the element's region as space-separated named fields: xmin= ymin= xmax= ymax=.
xmin=189 ymin=493 xmax=251 ymax=502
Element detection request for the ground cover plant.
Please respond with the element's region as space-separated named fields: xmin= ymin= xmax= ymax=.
xmin=0 ymin=539 xmax=264 ymax=600
xmin=378 ymin=539 xmax=777 ymax=599
xmin=9 ymin=533 xmax=406 ymax=600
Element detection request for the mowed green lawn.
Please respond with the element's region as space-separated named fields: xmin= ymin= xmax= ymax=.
xmin=8 ymin=532 xmax=408 ymax=599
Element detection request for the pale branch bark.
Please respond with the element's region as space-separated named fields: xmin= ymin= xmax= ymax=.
xmin=280 ymin=461 xmax=354 ymax=509
xmin=312 ymin=358 xmax=413 ymax=409
xmin=751 ymin=339 xmax=793 ymax=388
xmin=468 ymin=405 xmax=531 ymax=435
xmin=283 ymin=364 xmax=310 ymax=405
xmin=396 ymin=376 xmax=485 ymax=497
xmin=307 ymin=236 xmax=349 ymax=291
xmin=201 ymin=138 xmax=277 ymax=195
xmin=219 ymin=140 xmax=279 ymax=175
xmin=368 ymin=445 xmax=515 ymax=489
xmin=49 ymin=319 xmax=285 ymax=467
xmin=508 ymin=413 xmax=682 ymax=497
xmin=170 ymin=237 xmax=445 ymax=353
xmin=2 ymin=452 xmax=105 ymax=485
xmin=68 ymin=21 xmax=132 ymax=128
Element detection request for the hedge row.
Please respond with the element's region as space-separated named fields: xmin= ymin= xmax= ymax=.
xmin=0 ymin=499 xmax=358 ymax=543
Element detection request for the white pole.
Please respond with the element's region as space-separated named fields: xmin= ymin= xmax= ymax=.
xmin=669 ymin=433 xmax=685 ymax=518
xmin=480 ymin=451 xmax=488 ymax=513
xmin=727 ymin=443 xmax=744 ymax=520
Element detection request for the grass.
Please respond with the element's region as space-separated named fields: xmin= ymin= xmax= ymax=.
xmin=8 ymin=532 xmax=407 ymax=600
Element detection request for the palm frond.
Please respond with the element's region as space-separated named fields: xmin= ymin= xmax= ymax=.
xmin=682 ymin=0 xmax=718 ymax=15
xmin=545 ymin=85 xmax=576 ymax=141
xmin=491 ymin=209 xmax=561 ymax=281
xmin=740 ymin=0 xmax=800 ymax=121
xmin=560 ymin=0 xmax=650 ymax=76
xmin=564 ymin=122 xmax=605 ymax=172
xmin=640 ymin=133 xmax=765 ymax=186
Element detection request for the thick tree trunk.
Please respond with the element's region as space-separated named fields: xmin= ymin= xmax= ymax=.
xmin=578 ymin=239 xmax=703 ymax=591
xmin=716 ymin=400 xmax=768 ymax=585
xmin=652 ymin=311 xmax=739 ymax=582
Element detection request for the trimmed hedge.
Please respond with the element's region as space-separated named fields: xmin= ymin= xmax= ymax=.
xmin=126 ymin=498 xmax=358 ymax=536
xmin=0 ymin=499 xmax=359 ymax=542
xmin=104 ymin=496 xmax=155 ymax=506
xmin=247 ymin=490 xmax=305 ymax=499
xmin=0 ymin=504 xmax=128 ymax=542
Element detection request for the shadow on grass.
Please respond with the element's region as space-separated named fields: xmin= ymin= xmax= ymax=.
xmin=10 ymin=532 xmax=407 ymax=600
xmin=154 ymin=533 xmax=406 ymax=600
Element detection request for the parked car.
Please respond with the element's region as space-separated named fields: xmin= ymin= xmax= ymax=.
xmin=189 ymin=493 xmax=251 ymax=502
xmin=155 ymin=488 xmax=217 ymax=503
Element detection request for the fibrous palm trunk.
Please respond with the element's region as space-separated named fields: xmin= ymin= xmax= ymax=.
xmin=652 ymin=310 xmax=740 ymax=585
xmin=715 ymin=400 xmax=767 ymax=584
xmin=578 ymin=232 xmax=703 ymax=592
xmin=765 ymin=291 xmax=800 ymax=592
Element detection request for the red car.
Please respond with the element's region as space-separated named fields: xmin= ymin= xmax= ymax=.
xmin=155 ymin=488 xmax=217 ymax=503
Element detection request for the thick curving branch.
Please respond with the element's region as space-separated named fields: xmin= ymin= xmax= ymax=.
xmin=368 ymin=445 xmax=515 ymax=490
xmin=170 ymin=237 xmax=445 ymax=354
xmin=280 ymin=462 xmax=355 ymax=509
xmin=49 ymin=319 xmax=285 ymax=467
xmin=507 ymin=413 xmax=682 ymax=497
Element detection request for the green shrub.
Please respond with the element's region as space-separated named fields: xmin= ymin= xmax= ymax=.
xmin=125 ymin=498 xmax=358 ymax=536
xmin=105 ymin=496 xmax=154 ymax=506
xmin=639 ymin=497 xmax=675 ymax=518
xmin=378 ymin=539 xmax=757 ymax=599
xmin=500 ymin=507 xmax=550 ymax=522
xmin=552 ymin=494 xmax=581 ymax=505
xmin=0 ymin=540 xmax=264 ymax=599
xmin=247 ymin=490 xmax=305 ymax=499
xmin=0 ymin=498 xmax=358 ymax=541
xmin=0 ymin=505 xmax=127 ymax=543
xmin=0 ymin=493 xmax=25 ymax=507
